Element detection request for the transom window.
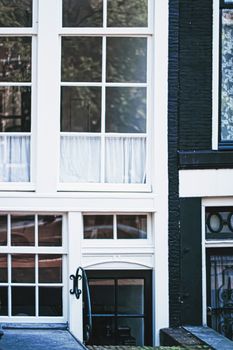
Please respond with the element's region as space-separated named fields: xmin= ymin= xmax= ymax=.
xmin=0 ymin=214 xmax=66 ymax=320
xmin=206 ymin=207 xmax=233 ymax=239
xmin=83 ymin=214 xmax=147 ymax=239
xmin=60 ymin=0 xmax=151 ymax=186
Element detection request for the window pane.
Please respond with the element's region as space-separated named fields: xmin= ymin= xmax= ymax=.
xmin=117 ymin=215 xmax=147 ymax=239
xmin=105 ymin=137 xmax=146 ymax=184
xmin=107 ymin=0 xmax=148 ymax=27
xmin=84 ymin=215 xmax=113 ymax=239
xmin=117 ymin=318 xmax=144 ymax=346
xmin=106 ymin=88 xmax=146 ymax=133
xmin=0 ymin=37 xmax=31 ymax=82
xmin=0 ymin=254 xmax=7 ymax=282
xmin=12 ymin=286 xmax=35 ymax=316
xmin=61 ymin=37 xmax=102 ymax=82
xmin=39 ymin=255 xmax=62 ymax=283
xmin=0 ymin=215 xmax=7 ymax=245
xmin=106 ymin=37 xmax=147 ymax=83
xmin=12 ymin=254 xmax=35 ymax=283
xmin=0 ymin=86 xmax=31 ymax=132
xmin=39 ymin=287 xmax=62 ymax=316
xmin=0 ymin=0 xmax=32 ymax=27
xmin=0 ymin=135 xmax=30 ymax=182
xmin=0 ymin=287 xmax=8 ymax=316
xmin=38 ymin=215 xmax=62 ymax=247
xmin=89 ymin=279 xmax=115 ymax=313
xmin=61 ymin=87 xmax=101 ymax=132
xmin=63 ymin=0 xmax=103 ymax=27
xmin=118 ymin=279 xmax=144 ymax=314
xmin=60 ymin=135 xmax=101 ymax=182
xmin=11 ymin=215 xmax=35 ymax=246
xmin=221 ymin=9 xmax=233 ymax=141
xmin=91 ymin=317 xmax=115 ymax=345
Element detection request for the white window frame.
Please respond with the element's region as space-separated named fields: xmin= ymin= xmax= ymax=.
xmin=201 ymin=198 xmax=233 ymax=326
xmin=0 ymin=212 xmax=68 ymax=324
xmin=0 ymin=0 xmax=38 ymax=191
xmin=58 ymin=0 xmax=154 ymax=192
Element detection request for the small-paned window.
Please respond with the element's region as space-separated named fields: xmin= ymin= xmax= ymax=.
xmin=219 ymin=1 xmax=233 ymax=146
xmin=0 ymin=1 xmax=33 ymax=183
xmin=206 ymin=207 xmax=233 ymax=239
xmin=60 ymin=0 xmax=150 ymax=185
xmin=83 ymin=214 xmax=147 ymax=239
xmin=0 ymin=214 xmax=65 ymax=318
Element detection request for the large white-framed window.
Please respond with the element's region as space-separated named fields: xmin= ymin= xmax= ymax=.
xmin=59 ymin=0 xmax=153 ymax=192
xmin=0 ymin=0 xmax=37 ymax=190
xmin=0 ymin=212 xmax=68 ymax=323
xmin=202 ymin=200 xmax=233 ymax=341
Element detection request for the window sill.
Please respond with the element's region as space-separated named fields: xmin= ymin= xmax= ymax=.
xmin=58 ymin=183 xmax=152 ymax=193
xmin=0 ymin=183 xmax=35 ymax=191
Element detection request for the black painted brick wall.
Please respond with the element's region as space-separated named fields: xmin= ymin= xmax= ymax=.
xmin=179 ymin=0 xmax=213 ymax=150
xmin=168 ymin=0 xmax=181 ymax=327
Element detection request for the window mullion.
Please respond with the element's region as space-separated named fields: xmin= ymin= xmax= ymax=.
xmin=101 ymin=36 xmax=107 ymax=183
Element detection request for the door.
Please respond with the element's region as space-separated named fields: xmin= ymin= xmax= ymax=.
xmin=206 ymin=248 xmax=233 ymax=341
xmin=83 ymin=270 xmax=152 ymax=346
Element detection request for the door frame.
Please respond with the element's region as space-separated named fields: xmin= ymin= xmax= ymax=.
xmin=84 ymin=269 xmax=153 ymax=346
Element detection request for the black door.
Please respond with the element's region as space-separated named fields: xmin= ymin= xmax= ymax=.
xmin=83 ymin=270 xmax=152 ymax=346
xmin=206 ymin=248 xmax=233 ymax=341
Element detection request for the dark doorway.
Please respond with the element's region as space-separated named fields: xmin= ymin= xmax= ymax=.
xmin=83 ymin=270 xmax=152 ymax=346
xmin=206 ymin=248 xmax=233 ymax=341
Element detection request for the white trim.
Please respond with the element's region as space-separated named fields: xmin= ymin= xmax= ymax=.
xmin=212 ymin=0 xmax=220 ymax=150
xmin=201 ymin=203 xmax=207 ymax=326
xmin=58 ymin=183 xmax=152 ymax=192
xmin=179 ymin=169 xmax=233 ymax=197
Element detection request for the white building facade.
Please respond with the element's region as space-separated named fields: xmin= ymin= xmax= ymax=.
xmin=0 ymin=0 xmax=169 ymax=346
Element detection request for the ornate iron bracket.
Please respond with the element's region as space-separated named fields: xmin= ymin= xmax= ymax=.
xmin=70 ymin=267 xmax=83 ymax=299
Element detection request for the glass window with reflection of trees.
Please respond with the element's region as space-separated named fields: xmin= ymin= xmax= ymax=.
xmin=0 ymin=1 xmax=32 ymax=182
xmin=60 ymin=0 xmax=149 ymax=184
xmin=83 ymin=214 xmax=147 ymax=239
xmin=0 ymin=214 xmax=64 ymax=318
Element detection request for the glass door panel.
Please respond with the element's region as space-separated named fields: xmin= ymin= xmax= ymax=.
xmin=207 ymin=250 xmax=233 ymax=341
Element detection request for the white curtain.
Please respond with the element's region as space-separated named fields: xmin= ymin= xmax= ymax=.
xmin=105 ymin=137 xmax=146 ymax=183
xmin=0 ymin=135 xmax=30 ymax=182
xmin=60 ymin=135 xmax=101 ymax=182
xmin=210 ymin=255 xmax=233 ymax=339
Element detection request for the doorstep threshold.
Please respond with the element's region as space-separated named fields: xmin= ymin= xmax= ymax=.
xmin=0 ymin=327 xmax=87 ymax=350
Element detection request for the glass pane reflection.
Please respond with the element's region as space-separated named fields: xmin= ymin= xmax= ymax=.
xmin=39 ymin=287 xmax=62 ymax=316
xmin=0 ymin=87 xmax=31 ymax=132
xmin=107 ymin=0 xmax=148 ymax=27
xmin=0 ymin=0 xmax=32 ymax=27
xmin=89 ymin=279 xmax=115 ymax=313
xmin=63 ymin=0 xmax=103 ymax=27
xmin=0 ymin=215 xmax=7 ymax=245
xmin=106 ymin=87 xmax=146 ymax=133
xmin=61 ymin=37 xmax=102 ymax=82
xmin=38 ymin=215 xmax=62 ymax=247
xmin=84 ymin=215 xmax=113 ymax=239
xmin=117 ymin=318 xmax=144 ymax=346
xmin=0 ymin=287 xmax=8 ymax=315
xmin=0 ymin=254 xmax=7 ymax=282
xmin=12 ymin=254 xmax=35 ymax=283
xmin=11 ymin=215 xmax=35 ymax=246
xmin=0 ymin=37 xmax=31 ymax=82
xmin=117 ymin=215 xmax=147 ymax=239
xmin=118 ymin=279 xmax=144 ymax=314
xmin=106 ymin=37 xmax=147 ymax=83
xmin=39 ymin=255 xmax=62 ymax=283
xmin=61 ymin=87 xmax=101 ymax=132
xmin=12 ymin=286 xmax=35 ymax=316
